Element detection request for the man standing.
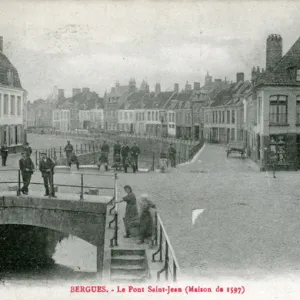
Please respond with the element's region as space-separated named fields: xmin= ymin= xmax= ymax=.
xmin=64 ymin=141 xmax=74 ymax=166
xmin=121 ymin=142 xmax=130 ymax=173
xmin=69 ymin=151 xmax=80 ymax=170
xmin=113 ymin=141 xmax=121 ymax=161
xmin=39 ymin=152 xmax=56 ymax=197
xmin=19 ymin=152 xmax=34 ymax=195
xmin=101 ymin=141 xmax=110 ymax=159
xmin=1 ymin=143 xmax=8 ymax=166
xmin=23 ymin=142 xmax=32 ymax=156
xmin=168 ymin=143 xmax=177 ymax=167
xmin=130 ymin=142 xmax=140 ymax=171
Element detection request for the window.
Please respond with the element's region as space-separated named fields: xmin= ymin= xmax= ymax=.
xmin=129 ymin=112 xmax=133 ymax=120
xmin=152 ymin=111 xmax=155 ymax=121
xmin=227 ymin=111 xmax=230 ymax=124
xmin=270 ymin=135 xmax=286 ymax=163
xmin=222 ymin=111 xmax=225 ymax=123
xmin=7 ymin=69 xmax=13 ymax=85
xmin=148 ymin=111 xmax=151 ymax=120
xmin=10 ymin=95 xmax=15 ymax=115
xmin=231 ymin=110 xmax=235 ymax=124
xmin=4 ymin=95 xmax=8 ymax=115
xmin=156 ymin=111 xmax=158 ymax=121
xmin=218 ymin=111 xmax=221 ymax=124
xmin=296 ymin=96 xmax=300 ymax=124
xmin=297 ymin=69 xmax=300 ymax=81
xmin=269 ymin=95 xmax=288 ymax=124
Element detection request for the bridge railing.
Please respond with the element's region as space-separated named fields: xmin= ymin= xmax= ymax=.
xmin=0 ymin=169 xmax=116 ymax=201
xmin=108 ymin=173 xmax=119 ymax=247
xmin=152 ymin=210 xmax=181 ymax=282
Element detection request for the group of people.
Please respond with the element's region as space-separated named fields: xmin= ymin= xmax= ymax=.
xmin=18 ymin=143 xmax=56 ymax=197
xmin=159 ymin=143 xmax=177 ymax=170
xmin=116 ymin=185 xmax=156 ymax=245
xmin=97 ymin=140 xmax=140 ymax=173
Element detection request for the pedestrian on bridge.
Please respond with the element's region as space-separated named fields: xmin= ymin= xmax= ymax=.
xmin=19 ymin=152 xmax=34 ymax=195
xmin=39 ymin=152 xmax=56 ymax=197
xmin=23 ymin=142 xmax=32 ymax=157
xmin=1 ymin=143 xmax=8 ymax=166
xmin=69 ymin=151 xmax=80 ymax=170
xmin=101 ymin=141 xmax=110 ymax=160
xmin=121 ymin=142 xmax=130 ymax=173
xmin=115 ymin=185 xmax=139 ymax=238
xmin=64 ymin=141 xmax=74 ymax=166
xmin=130 ymin=142 xmax=140 ymax=171
xmin=97 ymin=150 xmax=109 ymax=172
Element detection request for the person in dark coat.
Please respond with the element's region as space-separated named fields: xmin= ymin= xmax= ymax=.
xmin=101 ymin=141 xmax=110 ymax=159
xmin=68 ymin=151 xmax=79 ymax=169
xmin=137 ymin=195 xmax=156 ymax=244
xmin=113 ymin=141 xmax=121 ymax=158
xmin=130 ymin=142 xmax=140 ymax=171
xmin=97 ymin=151 xmax=109 ymax=171
xmin=115 ymin=185 xmax=139 ymax=238
xmin=23 ymin=142 xmax=32 ymax=156
xmin=168 ymin=143 xmax=177 ymax=167
xmin=1 ymin=143 xmax=8 ymax=166
xmin=39 ymin=152 xmax=56 ymax=197
xmin=19 ymin=152 xmax=34 ymax=195
xmin=121 ymin=142 xmax=130 ymax=173
xmin=64 ymin=141 xmax=74 ymax=165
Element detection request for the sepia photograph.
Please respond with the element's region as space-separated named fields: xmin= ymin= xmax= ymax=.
xmin=0 ymin=0 xmax=300 ymax=299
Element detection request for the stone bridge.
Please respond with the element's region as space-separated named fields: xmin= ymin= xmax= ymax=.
xmin=0 ymin=192 xmax=110 ymax=274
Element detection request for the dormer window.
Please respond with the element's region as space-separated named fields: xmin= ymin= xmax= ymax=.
xmin=297 ymin=69 xmax=300 ymax=82
xmin=7 ymin=69 xmax=13 ymax=85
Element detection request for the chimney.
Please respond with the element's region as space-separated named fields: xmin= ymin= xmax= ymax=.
xmin=72 ymin=88 xmax=81 ymax=97
xmin=266 ymin=34 xmax=282 ymax=72
xmin=155 ymin=83 xmax=161 ymax=94
xmin=236 ymin=73 xmax=244 ymax=83
xmin=174 ymin=83 xmax=179 ymax=93
xmin=194 ymin=82 xmax=200 ymax=91
xmin=185 ymin=81 xmax=192 ymax=92
xmin=82 ymin=87 xmax=90 ymax=93
xmin=58 ymin=89 xmax=65 ymax=100
xmin=0 ymin=36 xmax=3 ymax=53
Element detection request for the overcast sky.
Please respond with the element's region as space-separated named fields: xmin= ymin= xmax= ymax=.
xmin=1 ymin=0 xmax=300 ymax=101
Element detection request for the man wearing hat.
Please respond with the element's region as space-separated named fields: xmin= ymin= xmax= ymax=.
xmin=39 ymin=152 xmax=56 ymax=197
xmin=19 ymin=152 xmax=34 ymax=195
xmin=168 ymin=143 xmax=177 ymax=168
xmin=23 ymin=142 xmax=32 ymax=156
xmin=130 ymin=142 xmax=140 ymax=171
xmin=64 ymin=141 xmax=74 ymax=166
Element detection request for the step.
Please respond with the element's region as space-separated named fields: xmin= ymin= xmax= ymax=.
xmin=111 ymin=249 xmax=145 ymax=257
xmin=111 ymin=264 xmax=146 ymax=271
xmin=111 ymin=255 xmax=145 ymax=260
xmin=111 ymin=257 xmax=145 ymax=266
xmin=110 ymin=274 xmax=147 ymax=283
xmin=110 ymin=267 xmax=146 ymax=277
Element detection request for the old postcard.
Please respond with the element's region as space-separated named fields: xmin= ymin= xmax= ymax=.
xmin=0 ymin=0 xmax=300 ymax=299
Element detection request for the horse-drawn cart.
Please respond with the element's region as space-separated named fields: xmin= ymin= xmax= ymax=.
xmin=226 ymin=141 xmax=246 ymax=158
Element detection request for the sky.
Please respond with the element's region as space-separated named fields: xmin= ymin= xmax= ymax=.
xmin=1 ymin=0 xmax=300 ymax=101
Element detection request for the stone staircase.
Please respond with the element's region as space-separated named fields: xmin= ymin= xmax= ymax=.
xmin=110 ymin=249 xmax=150 ymax=283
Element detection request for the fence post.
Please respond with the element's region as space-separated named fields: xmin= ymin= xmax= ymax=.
xmin=60 ymin=146 xmax=62 ymax=158
xmin=165 ymin=241 xmax=169 ymax=281
xmin=152 ymin=152 xmax=155 ymax=171
xmin=80 ymin=174 xmax=84 ymax=201
xmin=17 ymin=170 xmax=21 ymax=196
xmin=76 ymin=144 xmax=78 ymax=155
xmin=35 ymin=150 xmax=38 ymax=166
xmin=80 ymin=144 xmax=83 ymax=155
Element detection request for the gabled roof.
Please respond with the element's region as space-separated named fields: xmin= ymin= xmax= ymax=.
xmin=256 ymin=36 xmax=300 ymax=87
xmin=0 ymin=52 xmax=23 ymax=89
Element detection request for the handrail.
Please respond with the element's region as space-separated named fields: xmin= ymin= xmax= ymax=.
xmin=152 ymin=210 xmax=181 ymax=282
xmin=109 ymin=173 xmax=119 ymax=247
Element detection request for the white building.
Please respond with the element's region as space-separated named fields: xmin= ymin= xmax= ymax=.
xmin=118 ymin=109 xmax=135 ymax=132
xmin=52 ymin=109 xmax=70 ymax=132
xmin=0 ymin=36 xmax=27 ymax=150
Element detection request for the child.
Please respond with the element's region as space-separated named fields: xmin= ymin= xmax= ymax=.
xmin=98 ymin=151 xmax=108 ymax=171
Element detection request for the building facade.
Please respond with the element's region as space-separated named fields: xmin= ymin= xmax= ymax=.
xmin=0 ymin=36 xmax=27 ymax=150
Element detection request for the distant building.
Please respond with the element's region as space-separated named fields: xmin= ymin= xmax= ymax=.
xmin=0 ymin=36 xmax=27 ymax=150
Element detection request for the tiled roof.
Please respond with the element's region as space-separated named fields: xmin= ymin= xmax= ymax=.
xmin=57 ymin=91 xmax=104 ymax=110
xmin=0 ymin=52 xmax=23 ymax=89
xmin=256 ymin=37 xmax=300 ymax=87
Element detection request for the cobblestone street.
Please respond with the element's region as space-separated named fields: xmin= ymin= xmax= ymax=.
xmin=114 ymin=143 xmax=300 ymax=280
